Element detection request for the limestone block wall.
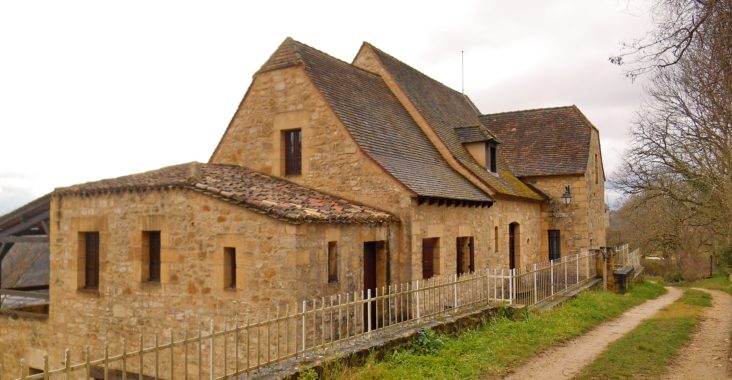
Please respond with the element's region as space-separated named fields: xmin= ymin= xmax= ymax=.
xmin=209 ymin=67 xmax=410 ymax=217
xmin=525 ymin=174 xmax=589 ymax=257
xmin=524 ymin=129 xmax=607 ymax=257
xmin=409 ymin=197 xmax=543 ymax=281
xmin=0 ymin=190 xmax=392 ymax=373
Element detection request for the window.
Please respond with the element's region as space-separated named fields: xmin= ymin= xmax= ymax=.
xmin=422 ymin=238 xmax=439 ymax=279
xmin=327 ymin=241 xmax=338 ymax=283
xmin=486 ymin=143 xmax=497 ymax=173
xmin=142 ymin=231 xmax=161 ymax=282
xmin=224 ymin=247 xmax=236 ymax=289
xmin=595 ymin=154 xmax=599 ymax=184
xmin=548 ymin=230 xmax=561 ymax=261
xmin=82 ymin=232 xmax=100 ymax=289
xmin=494 ymin=226 xmax=499 ymax=253
xmin=283 ymin=129 xmax=302 ymax=176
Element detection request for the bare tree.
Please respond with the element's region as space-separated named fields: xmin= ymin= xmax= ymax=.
xmin=613 ymin=0 xmax=732 ymax=248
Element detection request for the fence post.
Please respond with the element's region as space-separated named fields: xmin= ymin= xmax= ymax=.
xmin=63 ymin=349 xmax=70 ymax=380
xmin=508 ymin=269 xmax=513 ymax=305
xmin=301 ymin=300 xmax=306 ymax=356
xmin=550 ymin=260 xmax=554 ymax=295
xmin=209 ymin=320 xmax=215 ymax=380
xmin=453 ymin=274 xmax=458 ymax=308
xmin=43 ymin=354 xmax=49 ymax=380
xmin=415 ymin=281 xmax=421 ymax=320
xmin=19 ymin=358 xmax=25 ymax=380
xmin=533 ymin=264 xmax=538 ymax=305
xmin=366 ymin=288 xmax=372 ymax=336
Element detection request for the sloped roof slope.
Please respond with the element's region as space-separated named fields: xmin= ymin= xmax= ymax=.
xmin=363 ymin=43 xmax=542 ymax=200
xmin=56 ymin=162 xmax=397 ymax=224
xmin=258 ymin=38 xmax=492 ymax=203
xmin=480 ymin=106 xmax=593 ymax=177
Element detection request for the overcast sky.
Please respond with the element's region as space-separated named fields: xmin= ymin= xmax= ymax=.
xmin=0 ymin=0 xmax=652 ymax=214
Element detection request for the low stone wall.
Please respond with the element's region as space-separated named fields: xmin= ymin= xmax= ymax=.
xmin=247 ymin=303 xmax=526 ymax=379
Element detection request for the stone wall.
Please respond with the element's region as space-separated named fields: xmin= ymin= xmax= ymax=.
xmin=523 ymin=128 xmax=607 ymax=256
xmin=0 ymin=189 xmax=393 ymax=373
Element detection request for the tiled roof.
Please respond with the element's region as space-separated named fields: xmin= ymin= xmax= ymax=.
xmin=265 ymin=38 xmax=492 ymax=203
xmin=364 ymin=44 xmax=543 ymax=201
xmin=480 ymin=106 xmax=592 ymax=177
xmin=55 ymin=163 xmax=398 ymax=224
xmin=455 ymin=125 xmax=495 ymax=144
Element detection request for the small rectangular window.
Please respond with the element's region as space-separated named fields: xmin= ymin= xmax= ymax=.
xmin=327 ymin=241 xmax=338 ymax=283
xmin=143 ymin=231 xmax=161 ymax=282
xmin=595 ymin=154 xmax=599 ymax=184
xmin=489 ymin=145 xmax=497 ymax=173
xmin=422 ymin=238 xmax=439 ymax=279
xmin=494 ymin=226 xmax=499 ymax=253
xmin=224 ymin=247 xmax=237 ymax=289
xmin=283 ymin=129 xmax=302 ymax=176
xmin=83 ymin=232 xmax=100 ymax=289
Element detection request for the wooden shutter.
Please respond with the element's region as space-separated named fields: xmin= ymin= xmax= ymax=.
xmin=85 ymin=232 xmax=99 ymax=289
xmin=284 ymin=129 xmax=302 ymax=176
xmin=148 ymin=231 xmax=161 ymax=282
xmin=422 ymin=238 xmax=436 ymax=279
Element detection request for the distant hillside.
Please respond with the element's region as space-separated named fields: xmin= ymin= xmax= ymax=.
xmin=1 ymin=242 xmax=49 ymax=288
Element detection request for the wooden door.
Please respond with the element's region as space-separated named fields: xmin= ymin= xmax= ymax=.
xmin=509 ymin=224 xmax=516 ymax=270
xmin=469 ymin=237 xmax=475 ymax=273
xmin=363 ymin=242 xmax=377 ymax=330
xmin=548 ymin=230 xmax=561 ymax=261
xmin=422 ymin=238 xmax=436 ymax=279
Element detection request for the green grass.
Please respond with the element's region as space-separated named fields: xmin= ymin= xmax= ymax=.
xmin=576 ymin=289 xmax=711 ymax=380
xmin=322 ymin=281 xmax=666 ymax=380
xmin=684 ymin=273 xmax=732 ymax=295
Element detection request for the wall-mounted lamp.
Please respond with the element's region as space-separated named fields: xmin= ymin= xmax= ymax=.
xmin=562 ymin=185 xmax=572 ymax=206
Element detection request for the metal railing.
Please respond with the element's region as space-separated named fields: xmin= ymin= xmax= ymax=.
xmin=616 ymin=244 xmax=642 ymax=274
xmin=6 ymin=251 xmax=599 ymax=379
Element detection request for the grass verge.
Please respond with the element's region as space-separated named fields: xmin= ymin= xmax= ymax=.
xmin=575 ymin=289 xmax=711 ymax=380
xmin=684 ymin=273 xmax=732 ymax=295
xmin=320 ymin=281 xmax=666 ymax=380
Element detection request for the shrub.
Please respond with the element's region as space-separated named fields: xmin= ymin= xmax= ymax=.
xmin=411 ymin=329 xmax=444 ymax=355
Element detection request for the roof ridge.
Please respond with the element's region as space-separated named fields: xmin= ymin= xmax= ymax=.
xmin=481 ymin=105 xmax=577 ymax=117
xmin=292 ymin=39 xmax=385 ymax=80
xmin=364 ymin=42 xmax=470 ymax=101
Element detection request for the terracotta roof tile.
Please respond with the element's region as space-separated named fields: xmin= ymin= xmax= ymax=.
xmin=275 ymin=39 xmax=493 ymax=203
xmin=364 ymin=44 xmax=543 ymax=201
xmin=480 ymin=106 xmax=592 ymax=177
xmin=55 ymin=163 xmax=398 ymax=224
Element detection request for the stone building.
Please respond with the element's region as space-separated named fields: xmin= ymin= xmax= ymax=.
xmin=0 ymin=37 xmax=606 ymax=372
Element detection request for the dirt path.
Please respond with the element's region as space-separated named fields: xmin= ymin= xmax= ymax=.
xmin=501 ymin=287 xmax=683 ymax=380
xmin=663 ymin=288 xmax=732 ymax=380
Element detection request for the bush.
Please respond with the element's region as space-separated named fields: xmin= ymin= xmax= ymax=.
xmin=663 ymin=271 xmax=685 ymax=283
xmin=718 ymin=245 xmax=732 ymax=273
xmin=410 ymin=329 xmax=444 ymax=355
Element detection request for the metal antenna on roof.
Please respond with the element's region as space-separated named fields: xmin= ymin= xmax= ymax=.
xmin=461 ymin=50 xmax=465 ymax=94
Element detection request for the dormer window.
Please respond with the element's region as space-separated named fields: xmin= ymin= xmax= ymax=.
xmin=486 ymin=142 xmax=497 ymax=173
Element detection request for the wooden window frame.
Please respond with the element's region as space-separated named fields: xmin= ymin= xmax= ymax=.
xmin=422 ymin=238 xmax=439 ymax=279
xmin=486 ymin=143 xmax=497 ymax=173
xmin=283 ymin=129 xmax=302 ymax=176
xmin=224 ymin=247 xmax=237 ymax=289
xmin=327 ymin=241 xmax=338 ymax=283
xmin=494 ymin=226 xmax=499 ymax=253
xmin=142 ymin=231 xmax=161 ymax=282
xmin=82 ymin=232 xmax=100 ymax=290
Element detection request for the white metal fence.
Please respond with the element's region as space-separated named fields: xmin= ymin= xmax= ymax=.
xmin=616 ymin=244 xmax=642 ymax=274
xmin=6 ymin=250 xmax=599 ymax=379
